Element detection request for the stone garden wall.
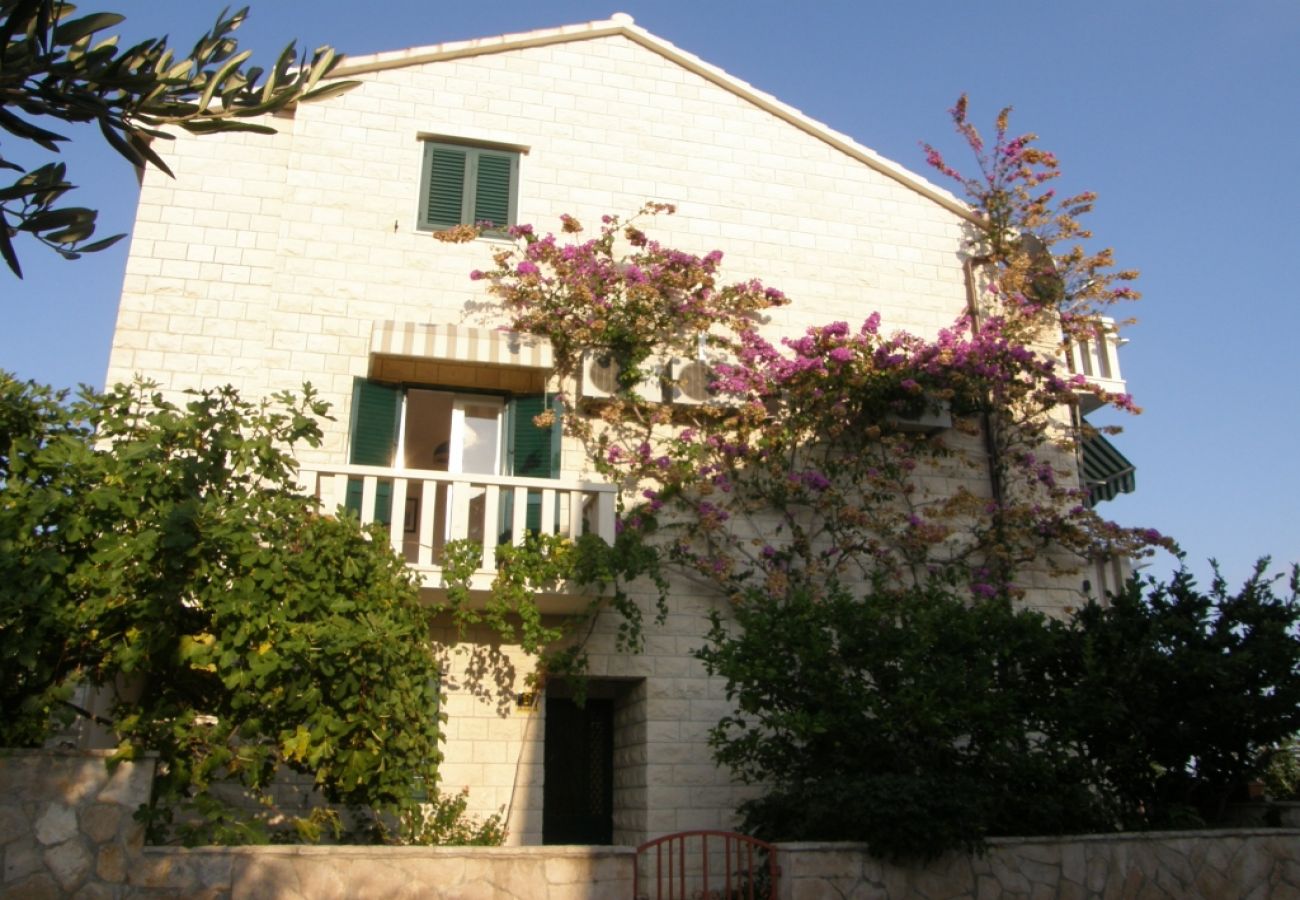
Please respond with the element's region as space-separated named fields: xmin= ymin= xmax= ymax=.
xmin=0 ymin=750 xmax=153 ymax=897
xmin=4 ymin=751 xmax=1298 ymax=898
xmin=777 ymin=830 xmax=1300 ymax=899
xmin=0 ymin=750 xmax=632 ymax=898
xmin=130 ymin=844 xmax=632 ymax=898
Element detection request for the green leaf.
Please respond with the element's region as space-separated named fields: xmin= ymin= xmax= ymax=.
xmin=198 ymin=48 xmax=253 ymax=112
xmin=77 ymin=233 xmax=126 ymax=253
xmin=0 ymin=108 xmax=67 ymax=151
xmin=52 ymin=12 xmax=125 ymax=45
xmin=180 ymin=119 xmax=276 ymax=135
xmin=299 ymin=81 xmax=359 ymax=104
xmin=0 ymin=213 xmax=22 ymax=277
xmin=96 ymin=117 xmax=146 ymax=169
xmin=21 ymin=206 xmax=93 ymax=234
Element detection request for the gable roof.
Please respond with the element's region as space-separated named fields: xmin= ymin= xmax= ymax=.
xmin=334 ymin=14 xmax=973 ymax=222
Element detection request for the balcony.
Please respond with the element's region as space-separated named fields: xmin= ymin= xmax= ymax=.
xmin=298 ymin=463 xmax=617 ymax=594
xmin=1065 ymin=317 xmax=1127 ymax=412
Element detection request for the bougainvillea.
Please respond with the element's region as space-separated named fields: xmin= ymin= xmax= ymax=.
xmin=440 ymin=196 xmax=1161 ymax=615
xmin=922 ymin=94 xmax=1140 ymax=344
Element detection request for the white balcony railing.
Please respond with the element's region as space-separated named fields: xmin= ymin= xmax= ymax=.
xmin=1065 ymin=317 xmax=1127 ymax=411
xmin=298 ymin=463 xmax=617 ymax=591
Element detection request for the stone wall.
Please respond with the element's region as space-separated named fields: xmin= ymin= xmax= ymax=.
xmin=776 ymin=830 xmax=1300 ymax=899
xmin=4 ymin=752 xmax=1300 ymax=898
xmin=131 ymin=845 xmax=633 ymax=899
xmin=0 ymin=749 xmax=153 ymax=897
xmin=0 ymin=750 xmax=633 ymax=898
xmin=103 ymin=21 xmax=975 ymax=472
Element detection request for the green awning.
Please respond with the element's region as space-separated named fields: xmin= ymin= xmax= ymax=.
xmin=1082 ymin=432 xmax=1136 ymax=506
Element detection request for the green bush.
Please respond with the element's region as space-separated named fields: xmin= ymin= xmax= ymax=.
xmin=1061 ymin=562 xmax=1300 ymax=828
xmin=0 ymin=374 xmax=499 ymax=845
xmin=699 ymin=578 xmax=1110 ymax=859
xmin=1262 ymin=737 xmax=1300 ymax=801
xmin=700 ymin=563 xmax=1300 ymax=858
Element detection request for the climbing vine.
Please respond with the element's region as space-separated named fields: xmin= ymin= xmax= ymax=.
xmin=438 ymin=184 xmax=1161 ymax=621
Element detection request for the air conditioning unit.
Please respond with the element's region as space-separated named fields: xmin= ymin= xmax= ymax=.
xmin=669 ymin=357 xmax=714 ymax=406
xmin=580 ymin=353 xmax=664 ymax=402
xmin=887 ymin=400 xmax=952 ymax=433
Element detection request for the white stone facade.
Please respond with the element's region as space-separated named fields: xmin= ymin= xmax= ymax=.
xmin=104 ymin=17 xmax=1046 ymax=846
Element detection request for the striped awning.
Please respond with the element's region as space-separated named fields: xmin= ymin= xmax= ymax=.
xmin=369 ymin=320 xmax=553 ymax=369
xmin=1082 ymin=432 xmax=1136 ymax=506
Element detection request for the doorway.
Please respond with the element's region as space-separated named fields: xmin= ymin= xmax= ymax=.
xmin=400 ymin=390 xmax=503 ymax=558
xmin=543 ymin=695 xmax=615 ymax=845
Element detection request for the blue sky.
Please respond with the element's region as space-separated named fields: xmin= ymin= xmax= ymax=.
xmin=4 ymin=1 xmax=1298 ymax=589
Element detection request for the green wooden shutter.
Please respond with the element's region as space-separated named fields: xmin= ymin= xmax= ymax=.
xmin=506 ymin=395 xmax=560 ymax=536
xmin=424 ymin=146 xmax=467 ymax=229
xmin=510 ymin=394 xmax=559 ymax=478
xmin=473 ymin=153 xmax=513 ymax=229
xmin=346 ymin=379 xmax=400 ymax=524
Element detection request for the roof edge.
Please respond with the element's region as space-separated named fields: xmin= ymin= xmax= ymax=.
xmin=333 ymin=15 xmax=975 ymax=222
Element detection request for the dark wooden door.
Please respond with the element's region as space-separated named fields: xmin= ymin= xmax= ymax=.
xmin=543 ymin=697 xmax=614 ymax=844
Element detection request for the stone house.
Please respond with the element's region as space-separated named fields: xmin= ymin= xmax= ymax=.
xmin=103 ymin=14 xmax=1132 ymax=846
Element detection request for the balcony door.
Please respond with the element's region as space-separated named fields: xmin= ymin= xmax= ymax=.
xmin=347 ymin=379 xmax=559 ymax=557
xmin=400 ymin=389 xmax=503 ymax=476
xmin=400 ymin=390 xmax=503 ymax=554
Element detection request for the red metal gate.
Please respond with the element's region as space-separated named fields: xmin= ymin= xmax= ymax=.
xmin=634 ymin=830 xmax=778 ymax=900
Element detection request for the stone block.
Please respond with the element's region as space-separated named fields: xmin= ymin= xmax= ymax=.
xmin=70 ymin=881 xmax=116 ymax=899
xmin=1192 ymin=860 xmax=1237 ymax=899
xmin=1015 ymin=853 xmax=1062 ymax=887
xmin=1059 ymin=842 xmax=1086 ymax=887
xmin=288 ymin=855 xmax=349 ymax=899
xmin=988 ymin=850 xmax=1033 ymax=895
xmin=975 ymin=873 xmax=1003 ymax=899
xmin=544 ymin=854 xmax=594 ymax=885
xmin=79 ymin=804 xmax=122 ymax=845
xmin=910 ymin=852 xmax=975 ymax=899
xmin=1 ymin=872 xmax=61 ymax=900
xmin=96 ymin=760 xmax=153 ymax=809
xmin=59 ymin=761 xmax=107 ymax=806
xmin=490 ymin=855 xmax=545 ymax=898
xmin=43 ymin=838 xmax=91 ymax=891
xmin=230 ymin=853 xmax=304 ymax=899
xmin=33 ymin=806 xmax=77 ymax=847
xmin=0 ymin=808 xmax=26 ymax=845
xmin=129 ymin=853 xmax=192 ymax=891
xmin=95 ymin=843 xmax=126 ymax=884
xmin=434 ymin=880 xmax=497 ymax=900
xmin=3 ymin=838 xmax=42 ymax=883
xmin=1084 ymin=854 xmax=1111 ymax=893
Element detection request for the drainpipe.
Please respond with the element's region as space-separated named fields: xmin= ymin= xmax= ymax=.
xmin=963 ymin=258 xmax=1004 ymax=507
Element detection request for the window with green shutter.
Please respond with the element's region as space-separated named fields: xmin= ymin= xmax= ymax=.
xmin=344 ymin=382 xmax=561 ymax=541
xmin=418 ymin=142 xmax=519 ymax=232
xmin=505 ymin=394 xmax=561 ymax=537
xmin=508 ymin=394 xmax=560 ymax=480
xmin=346 ymin=378 xmax=400 ymax=524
